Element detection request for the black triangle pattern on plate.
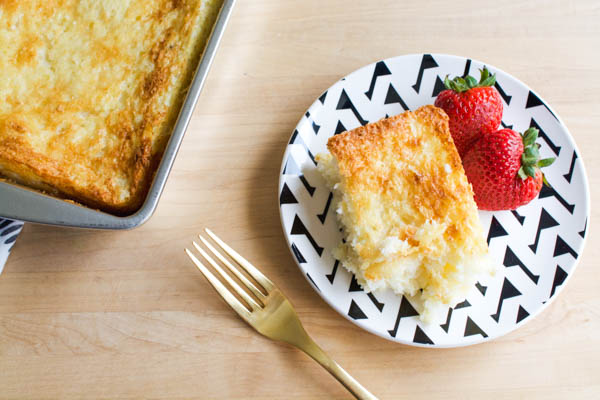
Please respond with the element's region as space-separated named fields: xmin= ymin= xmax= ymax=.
xmin=563 ymin=151 xmax=578 ymax=183
xmin=349 ymin=275 xmax=363 ymax=292
xmin=282 ymin=155 xmax=301 ymax=175
xmin=462 ymin=59 xmax=471 ymax=77
xmin=511 ymin=210 xmax=526 ymax=225
xmin=487 ymin=216 xmax=508 ymax=244
xmin=305 ymin=111 xmax=310 ymax=118
xmin=525 ymin=91 xmax=557 ymax=120
xmin=288 ymin=129 xmax=299 ymax=145
xmin=306 ymin=273 xmax=319 ymax=291
xmin=326 ymin=260 xmax=339 ymax=284
xmin=336 ymin=89 xmax=368 ymax=126
xmin=364 ymin=61 xmax=392 ymax=100
xmin=279 ymin=183 xmax=298 ymax=205
xmin=387 ymin=296 xmax=419 ymax=338
xmin=530 ymin=118 xmax=561 ymax=156
xmin=290 ymin=215 xmax=323 ymax=256
xmin=298 ymin=175 xmax=316 ymax=196
xmin=440 ymin=308 xmax=453 ymax=333
xmin=312 ymin=121 xmax=320 ymax=135
xmin=455 ymin=299 xmax=471 ymax=309
xmin=291 ymin=242 xmax=306 ymax=264
xmin=516 ymin=305 xmax=530 ymax=323
xmin=553 ymin=236 xmax=578 ymax=258
xmin=525 ymin=90 xmax=544 ymax=108
xmin=529 ymin=208 xmax=559 ymax=253
xmin=550 ymin=265 xmax=568 ymax=298
xmin=289 ymin=129 xmax=317 ymax=165
xmin=367 ymin=293 xmax=385 ymax=312
xmin=476 ymin=282 xmax=487 ymax=296
xmin=500 ymin=120 xmax=513 ymax=130
xmin=348 ymin=300 xmax=368 ymax=320
xmin=413 ymin=326 xmax=434 ymax=345
xmin=431 ymin=76 xmax=446 ymax=97
xmin=503 ymin=246 xmax=539 ymax=284
xmin=464 ymin=317 xmax=488 ymax=338
xmin=538 ymin=184 xmax=575 ymax=214
xmin=579 ymin=218 xmax=587 ymax=238
xmin=494 ymin=81 xmax=512 ymax=105
xmin=384 ymin=84 xmax=409 ymax=110
xmin=334 ymin=120 xmax=347 ymax=135
xmin=318 ymin=91 xmax=327 ymax=104
xmin=491 ymin=277 xmax=522 ymax=322
xmin=412 ymin=54 xmax=438 ymax=94
xmin=317 ymin=192 xmax=333 ymax=224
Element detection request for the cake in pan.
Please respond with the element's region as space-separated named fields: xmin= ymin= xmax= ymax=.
xmin=0 ymin=0 xmax=223 ymax=213
xmin=316 ymin=105 xmax=495 ymax=323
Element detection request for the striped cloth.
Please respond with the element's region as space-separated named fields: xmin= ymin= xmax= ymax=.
xmin=0 ymin=218 xmax=23 ymax=274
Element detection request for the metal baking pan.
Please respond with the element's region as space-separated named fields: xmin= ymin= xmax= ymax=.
xmin=0 ymin=0 xmax=235 ymax=229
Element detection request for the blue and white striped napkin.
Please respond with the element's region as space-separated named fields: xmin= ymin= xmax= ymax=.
xmin=0 ymin=219 xmax=23 ymax=274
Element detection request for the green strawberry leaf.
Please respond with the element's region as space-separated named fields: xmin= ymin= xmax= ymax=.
xmin=443 ymin=75 xmax=453 ymax=91
xmin=522 ymin=128 xmax=539 ymax=146
xmin=479 ymin=67 xmax=489 ymax=82
xmin=454 ymin=77 xmax=467 ymax=91
xmin=538 ymin=157 xmax=556 ymax=168
xmin=524 ymin=165 xmax=536 ymax=178
xmin=479 ymin=76 xmax=496 ymax=87
xmin=441 ymin=66 xmax=497 ymax=93
xmin=524 ymin=145 xmax=539 ymax=159
xmin=518 ymin=166 xmax=528 ymax=180
xmin=465 ymin=76 xmax=478 ymax=88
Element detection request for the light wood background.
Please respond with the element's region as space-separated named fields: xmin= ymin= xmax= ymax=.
xmin=1 ymin=1 xmax=599 ymax=398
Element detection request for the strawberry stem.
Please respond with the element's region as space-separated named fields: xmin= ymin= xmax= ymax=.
xmin=443 ymin=66 xmax=497 ymax=93
xmin=518 ymin=128 xmax=556 ymax=180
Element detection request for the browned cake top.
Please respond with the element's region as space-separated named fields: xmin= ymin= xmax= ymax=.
xmin=0 ymin=0 xmax=223 ymax=213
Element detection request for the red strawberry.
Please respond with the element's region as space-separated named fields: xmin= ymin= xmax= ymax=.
xmin=434 ymin=67 xmax=503 ymax=157
xmin=462 ymin=127 xmax=555 ymax=211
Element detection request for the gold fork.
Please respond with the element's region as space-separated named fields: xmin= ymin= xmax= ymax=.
xmin=185 ymin=229 xmax=378 ymax=400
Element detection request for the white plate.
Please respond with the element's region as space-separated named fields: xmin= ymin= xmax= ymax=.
xmin=278 ymin=54 xmax=590 ymax=347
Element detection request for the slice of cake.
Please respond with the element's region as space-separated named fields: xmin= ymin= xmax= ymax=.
xmin=316 ymin=105 xmax=495 ymax=323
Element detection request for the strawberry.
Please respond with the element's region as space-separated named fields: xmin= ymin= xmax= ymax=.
xmin=462 ymin=127 xmax=555 ymax=211
xmin=434 ymin=67 xmax=503 ymax=157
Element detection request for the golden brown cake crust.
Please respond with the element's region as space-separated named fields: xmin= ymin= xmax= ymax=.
xmin=327 ymin=105 xmax=474 ymax=245
xmin=328 ymin=105 xmax=462 ymax=181
xmin=0 ymin=0 xmax=223 ymax=214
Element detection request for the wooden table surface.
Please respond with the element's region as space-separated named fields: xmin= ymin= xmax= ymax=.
xmin=1 ymin=1 xmax=599 ymax=398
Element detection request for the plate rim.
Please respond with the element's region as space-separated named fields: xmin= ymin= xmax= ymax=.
xmin=278 ymin=53 xmax=591 ymax=347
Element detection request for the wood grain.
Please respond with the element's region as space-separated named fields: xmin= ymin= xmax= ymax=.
xmin=1 ymin=0 xmax=599 ymax=398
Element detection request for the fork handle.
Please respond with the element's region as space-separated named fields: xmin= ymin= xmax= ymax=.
xmin=297 ymin=337 xmax=379 ymax=400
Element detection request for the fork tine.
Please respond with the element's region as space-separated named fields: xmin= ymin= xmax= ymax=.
xmin=205 ymin=228 xmax=274 ymax=292
xmin=185 ymin=249 xmax=251 ymax=320
xmin=199 ymin=235 xmax=267 ymax=299
xmin=192 ymin=242 xmax=262 ymax=310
